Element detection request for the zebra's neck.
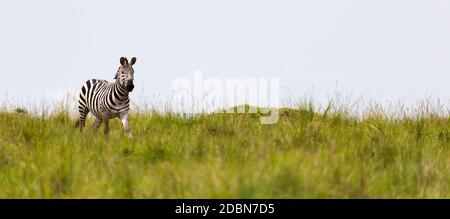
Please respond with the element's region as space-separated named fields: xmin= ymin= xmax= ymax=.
xmin=112 ymin=79 xmax=129 ymax=101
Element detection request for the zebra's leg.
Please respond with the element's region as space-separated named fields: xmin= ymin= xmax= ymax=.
xmin=103 ymin=119 xmax=110 ymax=136
xmin=77 ymin=109 xmax=89 ymax=132
xmin=92 ymin=117 xmax=102 ymax=132
xmin=120 ymin=114 xmax=133 ymax=139
xmin=77 ymin=90 xmax=89 ymax=132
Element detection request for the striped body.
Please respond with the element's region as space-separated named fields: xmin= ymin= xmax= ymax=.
xmin=78 ymin=79 xmax=130 ymax=121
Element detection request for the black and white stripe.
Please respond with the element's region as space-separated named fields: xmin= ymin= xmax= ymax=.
xmin=76 ymin=57 xmax=137 ymax=138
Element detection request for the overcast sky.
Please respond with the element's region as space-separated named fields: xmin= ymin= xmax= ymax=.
xmin=1 ymin=0 xmax=449 ymax=109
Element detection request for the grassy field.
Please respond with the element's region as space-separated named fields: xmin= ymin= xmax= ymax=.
xmin=0 ymin=102 xmax=449 ymax=198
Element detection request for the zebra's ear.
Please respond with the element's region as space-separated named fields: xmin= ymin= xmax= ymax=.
xmin=130 ymin=57 xmax=137 ymax=66
xmin=120 ymin=57 xmax=128 ymax=66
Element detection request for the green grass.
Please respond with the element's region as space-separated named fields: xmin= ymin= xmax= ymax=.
xmin=0 ymin=103 xmax=449 ymax=198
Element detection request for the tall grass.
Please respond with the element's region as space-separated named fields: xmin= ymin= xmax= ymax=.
xmin=0 ymin=96 xmax=448 ymax=198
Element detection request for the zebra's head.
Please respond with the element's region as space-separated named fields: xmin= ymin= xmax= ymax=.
xmin=115 ymin=57 xmax=137 ymax=92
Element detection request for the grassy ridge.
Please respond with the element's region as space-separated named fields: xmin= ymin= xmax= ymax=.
xmin=0 ymin=105 xmax=449 ymax=198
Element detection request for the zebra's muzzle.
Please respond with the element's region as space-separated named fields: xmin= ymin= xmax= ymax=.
xmin=126 ymin=83 xmax=135 ymax=92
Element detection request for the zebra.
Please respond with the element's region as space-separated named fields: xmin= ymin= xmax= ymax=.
xmin=75 ymin=57 xmax=137 ymax=138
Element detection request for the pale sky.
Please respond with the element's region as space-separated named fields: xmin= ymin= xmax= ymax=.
xmin=1 ymin=0 xmax=449 ymax=110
